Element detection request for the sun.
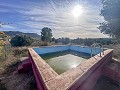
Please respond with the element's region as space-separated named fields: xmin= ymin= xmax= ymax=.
xmin=72 ymin=5 xmax=83 ymax=18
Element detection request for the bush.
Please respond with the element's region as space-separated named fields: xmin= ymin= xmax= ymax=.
xmin=10 ymin=35 xmax=33 ymax=47
xmin=40 ymin=42 xmax=51 ymax=46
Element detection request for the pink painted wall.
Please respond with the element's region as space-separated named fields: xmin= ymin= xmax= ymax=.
xmin=29 ymin=52 xmax=47 ymax=90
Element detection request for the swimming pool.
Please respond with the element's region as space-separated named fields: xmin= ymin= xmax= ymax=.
xmin=29 ymin=45 xmax=113 ymax=90
xmin=34 ymin=45 xmax=102 ymax=74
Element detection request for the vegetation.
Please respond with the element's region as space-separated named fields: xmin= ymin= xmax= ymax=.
xmin=10 ymin=35 xmax=33 ymax=47
xmin=0 ymin=40 xmax=4 ymax=57
xmin=98 ymin=0 xmax=120 ymax=60
xmin=55 ymin=38 xmax=70 ymax=44
xmin=55 ymin=38 xmax=113 ymax=46
xmin=41 ymin=27 xmax=53 ymax=42
xmin=0 ymin=32 xmax=9 ymax=59
xmin=104 ymin=44 xmax=120 ymax=59
xmin=99 ymin=0 xmax=120 ymax=39
xmin=12 ymin=47 xmax=28 ymax=57
xmin=0 ymin=46 xmax=37 ymax=90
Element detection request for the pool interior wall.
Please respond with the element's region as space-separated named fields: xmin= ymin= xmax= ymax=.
xmin=34 ymin=45 xmax=102 ymax=55
xmin=40 ymin=50 xmax=91 ymax=60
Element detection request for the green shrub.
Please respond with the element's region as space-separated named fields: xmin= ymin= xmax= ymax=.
xmin=10 ymin=35 xmax=33 ymax=47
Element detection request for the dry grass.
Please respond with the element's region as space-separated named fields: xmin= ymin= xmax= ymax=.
xmin=12 ymin=47 xmax=28 ymax=58
xmin=0 ymin=54 xmax=18 ymax=74
xmin=1 ymin=71 xmax=35 ymax=90
xmin=0 ymin=46 xmax=3 ymax=56
xmin=0 ymin=47 xmax=37 ymax=90
xmin=31 ymin=40 xmax=52 ymax=46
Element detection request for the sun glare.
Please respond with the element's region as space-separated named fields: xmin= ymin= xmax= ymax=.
xmin=72 ymin=5 xmax=83 ymax=18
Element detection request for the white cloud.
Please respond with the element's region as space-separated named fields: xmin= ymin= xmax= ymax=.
xmin=2 ymin=25 xmax=15 ymax=29
xmin=0 ymin=0 xmax=108 ymax=38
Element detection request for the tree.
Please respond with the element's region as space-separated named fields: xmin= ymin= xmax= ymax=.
xmin=51 ymin=37 xmax=55 ymax=42
xmin=62 ymin=38 xmax=70 ymax=44
xmin=10 ymin=35 xmax=33 ymax=46
xmin=99 ymin=0 xmax=120 ymax=39
xmin=41 ymin=27 xmax=52 ymax=42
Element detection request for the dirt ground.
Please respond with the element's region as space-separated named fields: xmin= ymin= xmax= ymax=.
xmin=0 ymin=60 xmax=37 ymax=90
xmin=0 ymin=47 xmax=37 ymax=90
xmin=1 ymin=71 xmax=36 ymax=90
xmin=93 ymin=75 xmax=120 ymax=90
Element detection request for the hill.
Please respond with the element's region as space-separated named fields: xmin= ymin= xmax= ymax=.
xmin=3 ymin=31 xmax=41 ymax=39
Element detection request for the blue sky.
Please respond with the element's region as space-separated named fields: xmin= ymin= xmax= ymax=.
xmin=0 ymin=0 xmax=109 ymax=38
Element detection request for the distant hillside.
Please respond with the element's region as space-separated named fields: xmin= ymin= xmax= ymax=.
xmin=3 ymin=31 xmax=41 ymax=39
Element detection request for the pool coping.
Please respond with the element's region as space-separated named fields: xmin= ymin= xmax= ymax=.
xmin=28 ymin=46 xmax=113 ymax=90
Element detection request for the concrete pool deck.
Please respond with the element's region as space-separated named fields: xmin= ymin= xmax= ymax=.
xmin=28 ymin=45 xmax=113 ymax=90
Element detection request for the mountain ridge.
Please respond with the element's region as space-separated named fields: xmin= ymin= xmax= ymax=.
xmin=3 ymin=31 xmax=41 ymax=39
